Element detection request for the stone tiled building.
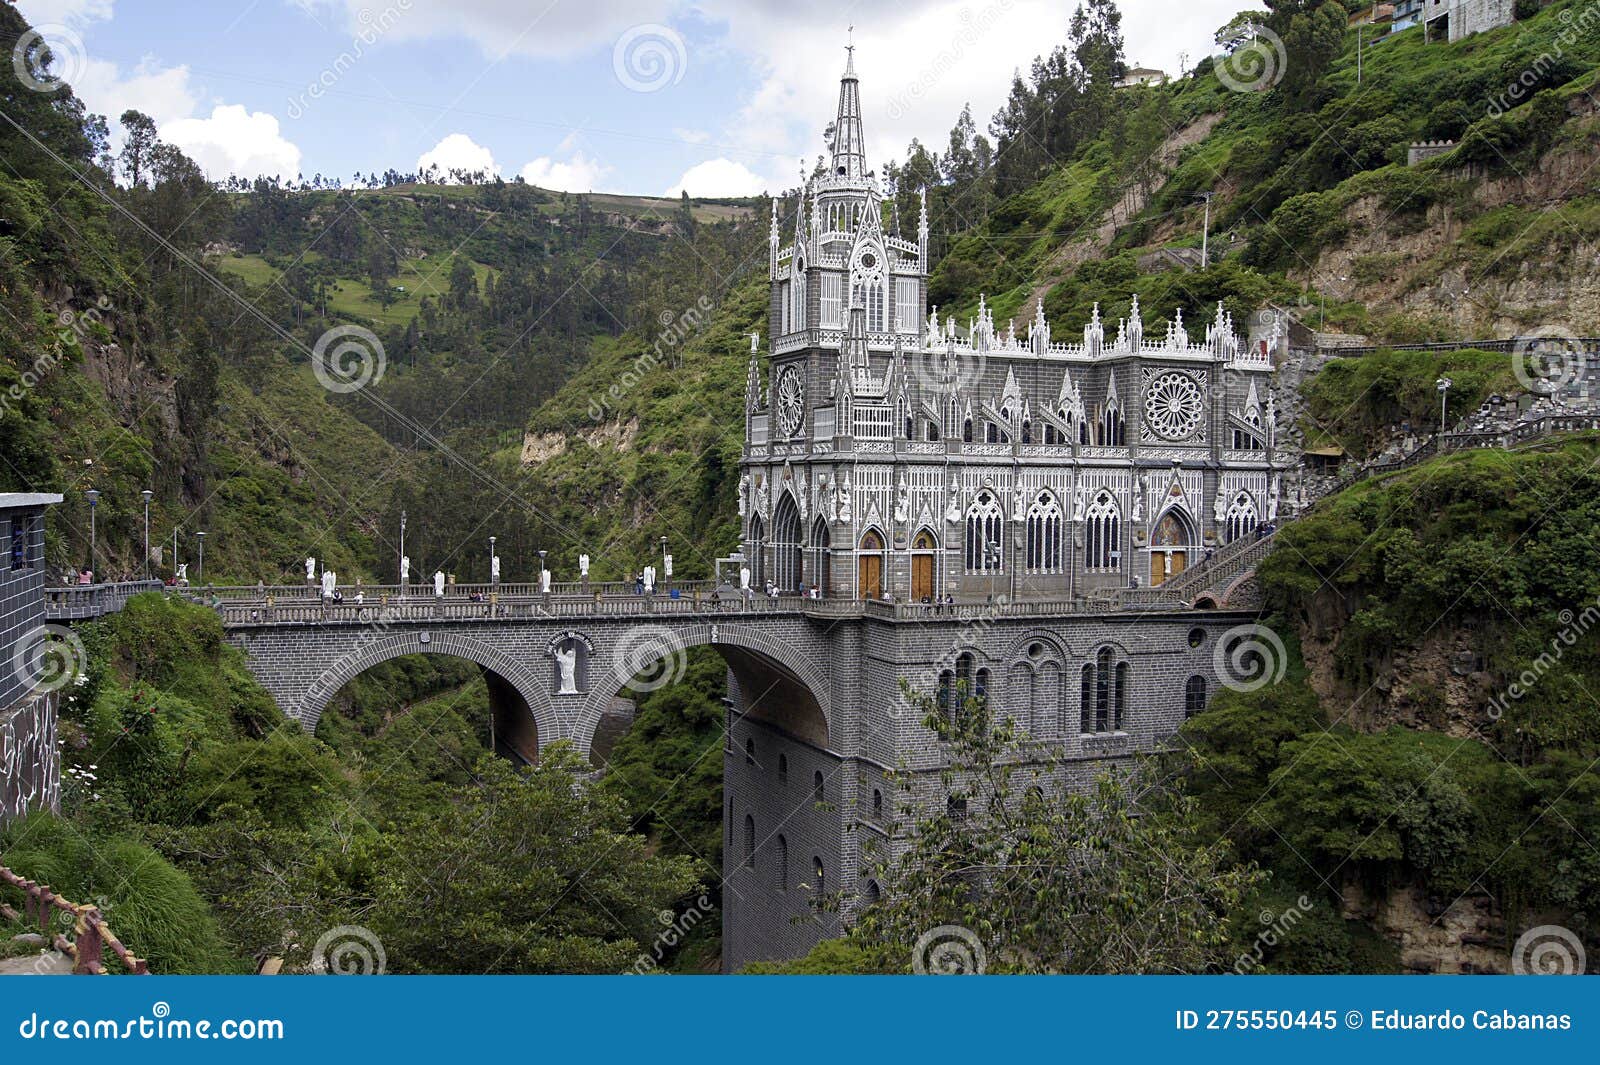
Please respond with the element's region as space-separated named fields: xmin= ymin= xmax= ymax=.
xmin=1 ymin=492 xmax=63 ymax=825
xmin=742 ymin=51 xmax=1282 ymax=604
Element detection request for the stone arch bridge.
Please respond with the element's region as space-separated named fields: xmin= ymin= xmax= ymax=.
xmin=58 ymin=581 xmax=1263 ymax=969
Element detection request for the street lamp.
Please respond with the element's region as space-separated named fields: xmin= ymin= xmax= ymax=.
xmin=489 ymin=535 xmax=497 ymax=584
xmin=1194 ymin=191 xmax=1214 ymax=268
xmin=140 ymin=490 xmax=153 ymax=580
xmin=399 ymin=509 xmax=407 ymax=586
xmin=1436 ymin=377 xmax=1452 ymax=435
xmin=196 ymin=531 xmax=206 ymax=586
xmin=660 ymin=535 xmax=669 ymax=589
xmin=83 ymin=488 xmax=100 ymax=578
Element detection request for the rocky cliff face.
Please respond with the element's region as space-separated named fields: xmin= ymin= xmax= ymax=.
xmin=1308 ymin=106 xmax=1600 ymax=335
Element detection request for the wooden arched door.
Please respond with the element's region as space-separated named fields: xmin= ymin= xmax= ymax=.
xmin=910 ymin=528 xmax=936 ymax=601
xmin=858 ymin=530 xmax=884 ymax=599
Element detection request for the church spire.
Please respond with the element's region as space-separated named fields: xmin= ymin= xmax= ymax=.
xmin=829 ymin=32 xmax=867 ymax=180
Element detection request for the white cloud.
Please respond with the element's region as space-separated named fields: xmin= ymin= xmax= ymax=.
xmin=163 ymin=105 xmax=303 ymax=180
xmin=72 ymin=56 xmax=194 ymax=128
xmin=664 ymin=158 xmax=765 ymax=198
xmin=416 ymin=132 xmax=499 ymax=180
xmin=519 ymin=151 xmax=613 ymax=192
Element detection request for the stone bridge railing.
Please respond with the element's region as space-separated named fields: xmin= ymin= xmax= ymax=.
xmin=43 ymin=581 xmax=165 ymax=621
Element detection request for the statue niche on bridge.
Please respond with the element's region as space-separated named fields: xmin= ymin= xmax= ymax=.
xmin=547 ymin=632 xmax=593 ymax=696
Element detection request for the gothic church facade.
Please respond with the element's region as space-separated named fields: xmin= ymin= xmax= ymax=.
xmin=740 ymin=52 xmax=1282 ymax=601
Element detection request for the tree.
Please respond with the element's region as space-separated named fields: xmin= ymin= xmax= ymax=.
xmin=821 ymin=684 xmax=1262 ymax=973
xmin=1266 ymin=0 xmax=1348 ymax=104
xmin=118 ymin=109 xmax=159 ymax=186
xmin=369 ymin=747 xmax=701 ymax=974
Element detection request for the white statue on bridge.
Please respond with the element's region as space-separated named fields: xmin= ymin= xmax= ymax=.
xmin=177 ymin=563 xmax=188 ymax=584
xmin=553 ymin=644 xmax=579 ymax=695
xmin=579 ymin=554 xmax=590 ymax=578
xmin=401 ymin=555 xmax=410 ymax=584
xmin=433 ymin=570 xmax=445 ymax=597
xmin=491 ymin=555 xmax=500 ymax=583
xmin=305 ymin=556 xmax=315 ymax=581
xmin=643 ymin=565 xmax=656 ymax=593
xmin=321 ymin=569 xmax=337 ymax=598
xmin=540 ymin=568 xmax=551 ymax=594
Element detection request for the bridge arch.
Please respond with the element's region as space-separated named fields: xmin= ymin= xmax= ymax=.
xmin=574 ymin=623 xmax=831 ymax=758
xmin=297 ymin=631 xmax=554 ymax=762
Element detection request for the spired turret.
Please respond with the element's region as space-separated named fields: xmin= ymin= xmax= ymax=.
xmin=829 ymin=42 xmax=866 ymax=180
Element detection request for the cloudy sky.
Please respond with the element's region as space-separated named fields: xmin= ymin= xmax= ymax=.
xmin=15 ymin=0 xmax=1244 ymax=196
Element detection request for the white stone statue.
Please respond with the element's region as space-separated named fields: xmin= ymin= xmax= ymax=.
xmin=945 ymin=479 xmax=962 ymax=525
xmin=177 ymin=563 xmax=188 ymax=583
xmin=1267 ymin=475 xmax=1280 ymax=522
xmin=401 ymin=555 xmax=410 ymax=583
xmin=838 ymin=476 xmax=853 ymax=524
xmin=1213 ymin=486 xmax=1228 ymax=525
xmin=579 ymin=553 xmax=590 ymax=577
xmin=754 ymin=477 xmax=769 ymax=520
xmin=490 ymin=555 xmax=500 ymax=582
xmin=798 ymin=474 xmax=810 ymax=520
xmin=321 ymin=569 xmax=337 ymax=598
xmin=740 ymin=566 xmax=751 ymax=590
xmin=1073 ymin=483 xmax=1087 ymax=522
xmin=643 ymin=565 xmax=656 ymax=593
xmin=540 ymin=568 xmax=551 ymax=593
xmin=894 ymin=477 xmax=910 ymax=524
xmin=1131 ymin=481 xmax=1145 ymax=524
xmin=553 ymin=644 xmax=579 ymax=695
xmin=305 ymin=556 xmax=315 ymax=581
xmin=738 ymin=473 xmax=749 ymax=517
xmin=433 ymin=570 xmax=445 ymax=597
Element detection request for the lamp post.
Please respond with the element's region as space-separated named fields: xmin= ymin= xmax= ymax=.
xmin=1436 ymin=377 xmax=1452 ymax=436
xmin=140 ymin=490 xmax=153 ymax=580
xmin=196 ymin=531 xmax=206 ymax=586
xmin=84 ymin=489 xmax=100 ymax=579
xmin=399 ymin=509 xmax=406 ymax=586
xmin=660 ymin=535 xmax=668 ymax=591
xmin=538 ymin=549 xmax=549 ymax=596
xmin=1195 ymin=191 xmax=1214 ymax=268
xmin=489 ymin=535 xmax=497 ymax=585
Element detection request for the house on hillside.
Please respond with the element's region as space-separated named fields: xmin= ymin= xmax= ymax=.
xmin=1423 ymin=0 xmax=1516 ymax=41
xmin=1391 ymin=0 xmax=1426 ymax=31
xmin=1114 ymin=65 xmax=1167 ymax=89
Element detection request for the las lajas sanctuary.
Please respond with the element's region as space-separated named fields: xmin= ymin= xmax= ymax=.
xmin=742 ymin=48 xmax=1282 ymax=603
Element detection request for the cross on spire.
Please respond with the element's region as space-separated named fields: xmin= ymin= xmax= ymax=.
xmin=845 ymin=24 xmax=855 ymax=74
